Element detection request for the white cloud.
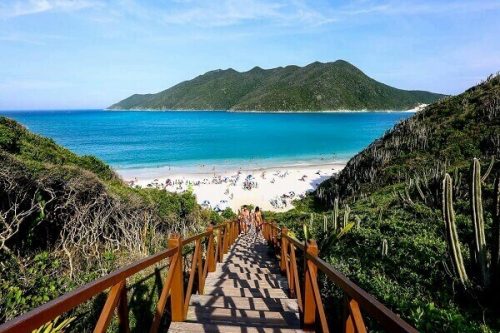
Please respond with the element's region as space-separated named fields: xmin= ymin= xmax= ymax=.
xmin=130 ymin=0 xmax=336 ymax=28
xmin=0 ymin=0 xmax=98 ymax=18
xmin=338 ymin=0 xmax=500 ymax=17
xmin=0 ymin=32 xmax=67 ymax=44
xmin=0 ymin=79 xmax=71 ymax=90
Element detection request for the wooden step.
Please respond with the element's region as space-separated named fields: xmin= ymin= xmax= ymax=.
xmin=223 ymin=260 xmax=277 ymax=267
xmin=204 ymin=286 xmax=288 ymax=298
xmin=207 ymin=271 xmax=287 ymax=282
xmin=204 ymin=277 xmax=288 ymax=289
xmin=218 ymin=261 xmax=278 ymax=268
xmin=216 ymin=265 xmax=281 ymax=275
xmin=190 ymin=295 xmax=299 ymax=312
xmin=168 ymin=321 xmax=305 ymax=332
xmin=185 ymin=306 xmax=300 ymax=327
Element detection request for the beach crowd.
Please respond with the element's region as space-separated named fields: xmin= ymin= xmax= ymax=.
xmin=122 ymin=163 xmax=343 ymax=212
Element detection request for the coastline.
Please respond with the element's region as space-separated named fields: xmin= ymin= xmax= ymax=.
xmin=106 ymin=108 xmax=421 ymax=113
xmin=117 ymin=161 xmax=346 ymax=212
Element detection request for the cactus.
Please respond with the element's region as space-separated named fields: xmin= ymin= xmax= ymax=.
xmin=442 ymin=159 xmax=500 ymax=292
xmin=381 ymin=239 xmax=388 ymax=257
xmin=415 ymin=176 xmax=427 ymax=203
xmin=442 ymin=173 xmax=469 ymax=286
xmin=303 ymin=223 xmax=311 ymax=241
xmin=398 ymin=187 xmax=415 ymax=206
xmin=355 ymin=215 xmax=361 ymax=230
xmin=493 ymin=177 xmax=500 ymax=283
xmin=481 ymin=156 xmax=495 ymax=182
xmin=342 ymin=204 xmax=351 ymax=228
xmin=323 ymin=214 xmax=328 ymax=233
xmin=332 ymin=197 xmax=339 ymax=231
xmin=471 ymin=158 xmax=488 ymax=285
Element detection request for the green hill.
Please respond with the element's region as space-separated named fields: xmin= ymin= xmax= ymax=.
xmin=316 ymin=74 xmax=499 ymax=203
xmin=109 ymin=60 xmax=445 ymax=111
xmin=268 ymin=74 xmax=500 ymax=332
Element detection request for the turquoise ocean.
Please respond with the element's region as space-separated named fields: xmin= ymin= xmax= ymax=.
xmin=0 ymin=110 xmax=411 ymax=174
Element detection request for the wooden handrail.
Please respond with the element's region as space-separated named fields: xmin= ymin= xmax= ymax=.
xmin=182 ymin=231 xmax=210 ymax=245
xmin=286 ymin=234 xmax=306 ymax=251
xmin=0 ymin=221 xmax=240 ymax=333
xmin=262 ymin=222 xmax=418 ymax=333
xmin=308 ymin=253 xmax=417 ymax=333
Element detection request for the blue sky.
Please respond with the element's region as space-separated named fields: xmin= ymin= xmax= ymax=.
xmin=0 ymin=0 xmax=499 ymax=110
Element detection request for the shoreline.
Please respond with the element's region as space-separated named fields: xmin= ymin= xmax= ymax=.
xmin=106 ymin=108 xmax=419 ymax=113
xmin=117 ymin=162 xmax=346 ymax=212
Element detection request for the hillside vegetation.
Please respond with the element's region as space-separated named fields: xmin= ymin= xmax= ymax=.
xmin=268 ymin=75 xmax=500 ymax=332
xmin=0 ymin=117 xmax=224 ymax=327
xmin=109 ymin=60 xmax=444 ymax=111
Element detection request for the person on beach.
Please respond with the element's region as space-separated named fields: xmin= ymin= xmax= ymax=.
xmin=254 ymin=206 xmax=263 ymax=233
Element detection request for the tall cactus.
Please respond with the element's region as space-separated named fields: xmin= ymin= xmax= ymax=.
xmin=303 ymin=223 xmax=311 ymax=241
xmin=332 ymin=197 xmax=339 ymax=231
xmin=342 ymin=204 xmax=351 ymax=229
xmin=415 ymin=176 xmax=427 ymax=203
xmin=442 ymin=173 xmax=469 ymax=286
xmin=481 ymin=156 xmax=495 ymax=182
xmin=323 ymin=215 xmax=328 ymax=233
xmin=471 ymin=158 xmax=488 ymax=285
xmin=381 ymin=239 xmax=388 ymax=257
xmin=493 ymin=177 xmax=500 ymax=284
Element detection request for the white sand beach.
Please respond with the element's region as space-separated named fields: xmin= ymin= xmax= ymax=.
xmin=118 ymin=162 xmax=345 ymax=212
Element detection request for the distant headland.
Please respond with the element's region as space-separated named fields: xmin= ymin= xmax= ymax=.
xmin=108 ymin=60 xmax=445 ymax=112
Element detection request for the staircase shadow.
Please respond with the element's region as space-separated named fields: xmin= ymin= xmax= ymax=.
xmin=175 ymin=230 xmax=301 ymax=332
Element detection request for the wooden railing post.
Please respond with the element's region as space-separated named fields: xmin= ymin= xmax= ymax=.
xmin=94 ymin=281 xmax=127 ymax=333
xmin=231 ymin=221 xmax=236 ymax=244
xmin=344 ymin=298 xmax=367 ymax=333
xmin=223 ymin=223 xmax=230 ymax=254
xmin=169 ymin=234 xmax=185 ymax=322
xmin=230 ymin=222 xmax=234 ymax=245
xmin=280 ymin=228 xmax=288 ymax=274
xmin=302 ymin=239 xmax=319 ymax=330
xmin=207 ymin=226 xmax=216 ymax=272
xmin=118 ymin=283 xmax=131 ymax=333
xmin=217 ymin=227 xmax=224 ymax=262
xmin=231 ymin=221 xmax=238 ymax=243
xmin=272 ymin=223 xmax=276 ymax=245
xmin=273 ymin=223 xmax=279 ymax=256
xmin=271 ymin=223 xmax=275 ymax=245
xmin=266 ymin=223 xmax=271 ymax=242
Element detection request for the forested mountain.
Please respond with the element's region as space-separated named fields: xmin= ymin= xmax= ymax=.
xmin=109 ymin=60 xmax=444 ymax=111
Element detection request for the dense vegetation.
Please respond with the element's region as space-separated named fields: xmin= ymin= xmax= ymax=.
xmin=109 ymin=60 xmax=444 ymax=111
xmin=0 ymin=117 xmax=224 ymax=328
xmin=268 ymin=75 xmax=500 ymax=332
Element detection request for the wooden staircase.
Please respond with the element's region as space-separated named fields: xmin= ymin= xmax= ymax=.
xmin=169 ymin=230 xmax=305 ymax=332
xmin=0 ymin=220 xmax=418 ymax=333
